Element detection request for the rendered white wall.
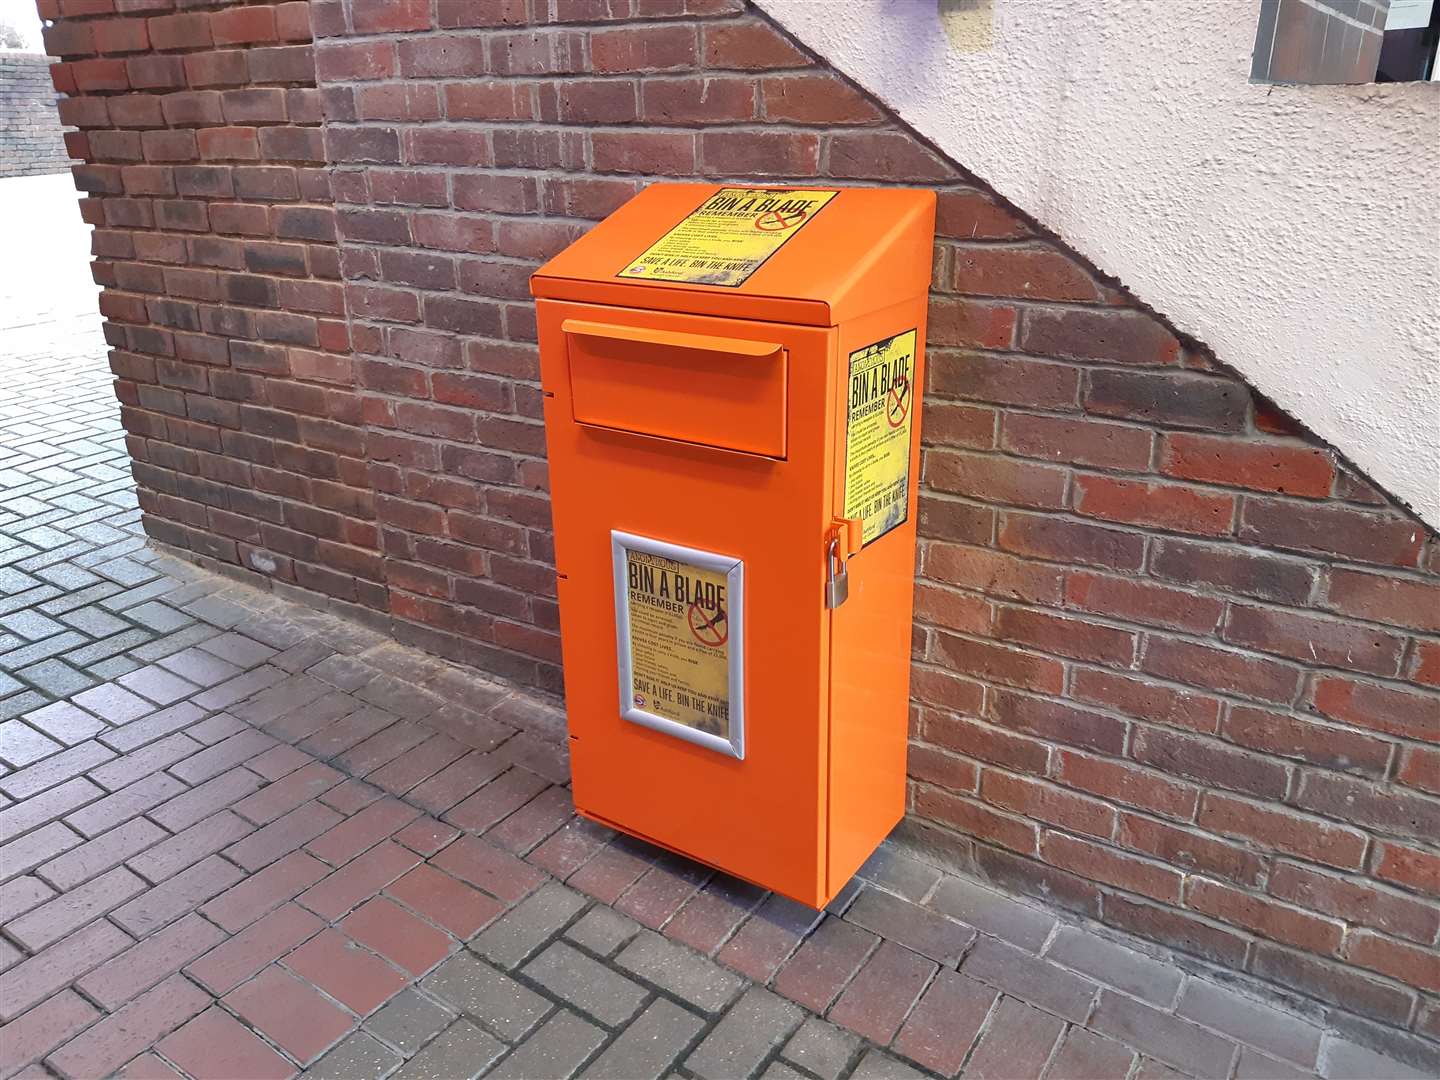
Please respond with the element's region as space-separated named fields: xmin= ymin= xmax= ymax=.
xmin=757 ymin=0 xmax=1440 ymax=528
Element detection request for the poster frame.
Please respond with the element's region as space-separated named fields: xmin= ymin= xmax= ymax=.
xmin=611 ymin=530 xmax=745 ymax=760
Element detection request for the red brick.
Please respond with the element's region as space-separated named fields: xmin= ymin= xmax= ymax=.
xmin=298 ymin=839 xmax=419 ymax=920
xmin=210 ymin=5 xmax=276 ymax=45
xmin=1268 ymin=863 xmax=1440 ymax=945
xmin=936 ymin=188 xmax=1030 ymax=240
xmin=927 ymin=298 xmax=1019 ymax=348
xmin=1150 ymin=537 xmax=1316 ymax=604
xmin=283 ymin=927 xmax=407 ymax=1015
xmin=827 ymin=940 xmax=937 ymax=1044
xmin=1373 ymin=842 xmax=1440 ymax=898
xmin=446 ymin=766 xmax=550 ymax=832
xmin=890 ymin=969 xmax=997 ymax=1075
xmin=224 ymin=966 xmax=354 ymax=1064
xmin=431 ymin=833 xmax=546 ymax=901
xmin=927 ymin=449 xmax=1067 ymax=509
xmin=1323 ymin=568 xmax=1440 ymax=633
xmin=154 ymin=1007 xmax=294 ymax=1080
xmin=305 ymin=797 xmax=419 ymax=865
xmin=352 ymin=0 xmax=430 ymax=33
xmin=1310 ymin=675 xmax=1439 ymax=744
xmin=1295 ymin=770 xmax=1438 ymax=843
xmin=1187 ymin=878 xmax=1343 ymax=955
xmin=922 ymin=401 xmax=996 ymax=450
xmin=988 ymin=690 xmax=1127 ymax=755
xmin=981 ymin=769 xmax=1116 ymax=839
xmin=1055 ymin=750 xmax=1199 ymax=821
xmin=998 ymin=512 xmax=1145 ymax=572
xmin=1066 ymin=571 xmax=1223 ymax=634
xmin=95 ymin=18 xmax=150 ymax=54
xmin=953 ymin=246 xmax=1102 ymax=302
xmin=147 ymin=12 xmax=211 ymax=51
xmin=1220 ymin=705 xmax=1392 ymax=778
xmin=1142 ymin=636 xmax=1301 ymax=704
xmin=1131 ymin=726 xmax=1289 ymax=800
xmin=47 ymin=974 xmax=208 ymax=1080
xmin=1074 ymin=475 xmax=1235 ymax=537
xmin=1084 ymin=369 xmax=1247 ymax=430
xmin=994 ymin=606 xmax=1137 ymax=666
xmin=914 ymin=582 xmax=990 ymax=635
xmin=2 ymin=992 xmax=99 ymax=1079
xmin=1397 ymin=745 xmax=1440 ymax=796
xmin=1199 ymin=793 xmax=1366 ymax=870
xmin=1346 ymin=931 xmax=1440 ymax=993
xmin=318 ymin=40 xmax=396 ymax=80
xmin=186 ymin=903 xmax=324 ymax=994
xmin=700 ymin=130 xmax=819 ymax=176
xmin=1002 ymin=412 xmax=1152 ymax=471
xmin=760 ymin=72 xmax=880 ymax=123
xmin=702 ymin=21 xmax=809 ymax=69
xmin=340 ymin=896 xmax=452 ymax=976
xmin=1103 ymin=894 xmax=1249 ymax=968
xmin=387 ymin=863 xmax=503 ymax=937
xmin=1041 ymin=832 xmax=1183 ymax=904
xmin=8 ymin=865 xmax=146 ymax=951
xmin=923 ymin=710 xmax=1049 ymax=776
xmin=74 ymin=913 xmax=223 ymax=1011
xmin=912 ymin=786 xmax=1037 ymax=854
xmin=1117 ymin=813 xmax=1268 ymax=888
xmin=772 ymin=915 xmax=876 ymax=1012
xmin=922 ymin=542 xmax=1064 ymax=604
xmin=1239 ymin=499 xmax=1424 ymax=568
xmin=1409 ymin=636 xmax=1440 ymax=689
xmin=828 ymin=130 xmax=957 ymax=182
xmin=931 ymin=632 xmax=1064 ymax=694
xmin=74 ymin=57 xmax=129 ymax=91
xmin=1160 ymin=433 xmax=1334 ymax=497
xmin=592 ymin=24 xmax=695 ymax=71
xmin=1223 ymin=604 xmax=1404 ymax=677
xmin=931 ymin=350 xmax=1079 ymax=410
xmin=200 ymin=850 xmax=329 ymax=933
xmin=0 ymin=919 xmax=132 ymax=1022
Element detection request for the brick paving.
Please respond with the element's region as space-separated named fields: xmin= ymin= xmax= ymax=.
xmin=2 ymin=188 xmax=1433 ymax=1080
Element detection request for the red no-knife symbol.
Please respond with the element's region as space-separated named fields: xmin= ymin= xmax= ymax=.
xmin=755 ymin=209 xmax=806 ymax=232
xmin=688 ymin=599 xmax=728 ymax=647
xmin=886 ymin=375 xmax=911 ymax=429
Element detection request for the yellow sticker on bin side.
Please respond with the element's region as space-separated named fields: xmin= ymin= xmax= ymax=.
xmin=844 ymin=329 xmax=918 ymax=546
xmin=618 ymin=187 xmax=838 ymax=288
xmin=624 ymin=548 xmax=733 ymax=739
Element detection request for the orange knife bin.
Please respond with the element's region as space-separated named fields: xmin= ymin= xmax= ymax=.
xmin=531 ymin=184 xmax=937 ymax=908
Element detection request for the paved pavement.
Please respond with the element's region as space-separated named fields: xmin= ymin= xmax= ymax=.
xmin=1 ymin=173 xmax=1433 ymax=1080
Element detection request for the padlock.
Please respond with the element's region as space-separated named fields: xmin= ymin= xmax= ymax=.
xmin=825 ymin=536 xmax=849 ymax=609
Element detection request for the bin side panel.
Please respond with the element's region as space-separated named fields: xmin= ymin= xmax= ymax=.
xmin=826 ymin=294 xmax=932 ymax=897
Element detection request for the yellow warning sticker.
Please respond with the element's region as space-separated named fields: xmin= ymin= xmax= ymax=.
xmin=844 ymin=329 xmax=918 ymax=546
xmin=618 ymin=187 xmax=839 ymax=288
xmin=624 ymin=548 xmax=733 ymax=739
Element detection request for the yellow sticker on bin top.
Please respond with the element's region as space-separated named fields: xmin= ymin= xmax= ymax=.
xmin=618 ymin=187 xmax=838 ymax=288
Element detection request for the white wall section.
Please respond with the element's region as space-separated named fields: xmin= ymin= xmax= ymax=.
xmin=757 ymin=0 xmax=1440 ymax=527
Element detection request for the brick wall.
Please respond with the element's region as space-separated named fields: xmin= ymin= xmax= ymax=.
xmin=44 ymin=0 xmax=1439 ymax=1048
xmin=0 ymin=52 xmax=70 ymax=177
xmin=38 ymin=0 xmax=382 ymax=616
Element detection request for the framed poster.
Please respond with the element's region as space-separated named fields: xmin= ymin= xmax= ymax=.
xmin=843 ymin=328 xmax=918 ymax=546
xmin=611 ymin=531 xmax=745 ymax=759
